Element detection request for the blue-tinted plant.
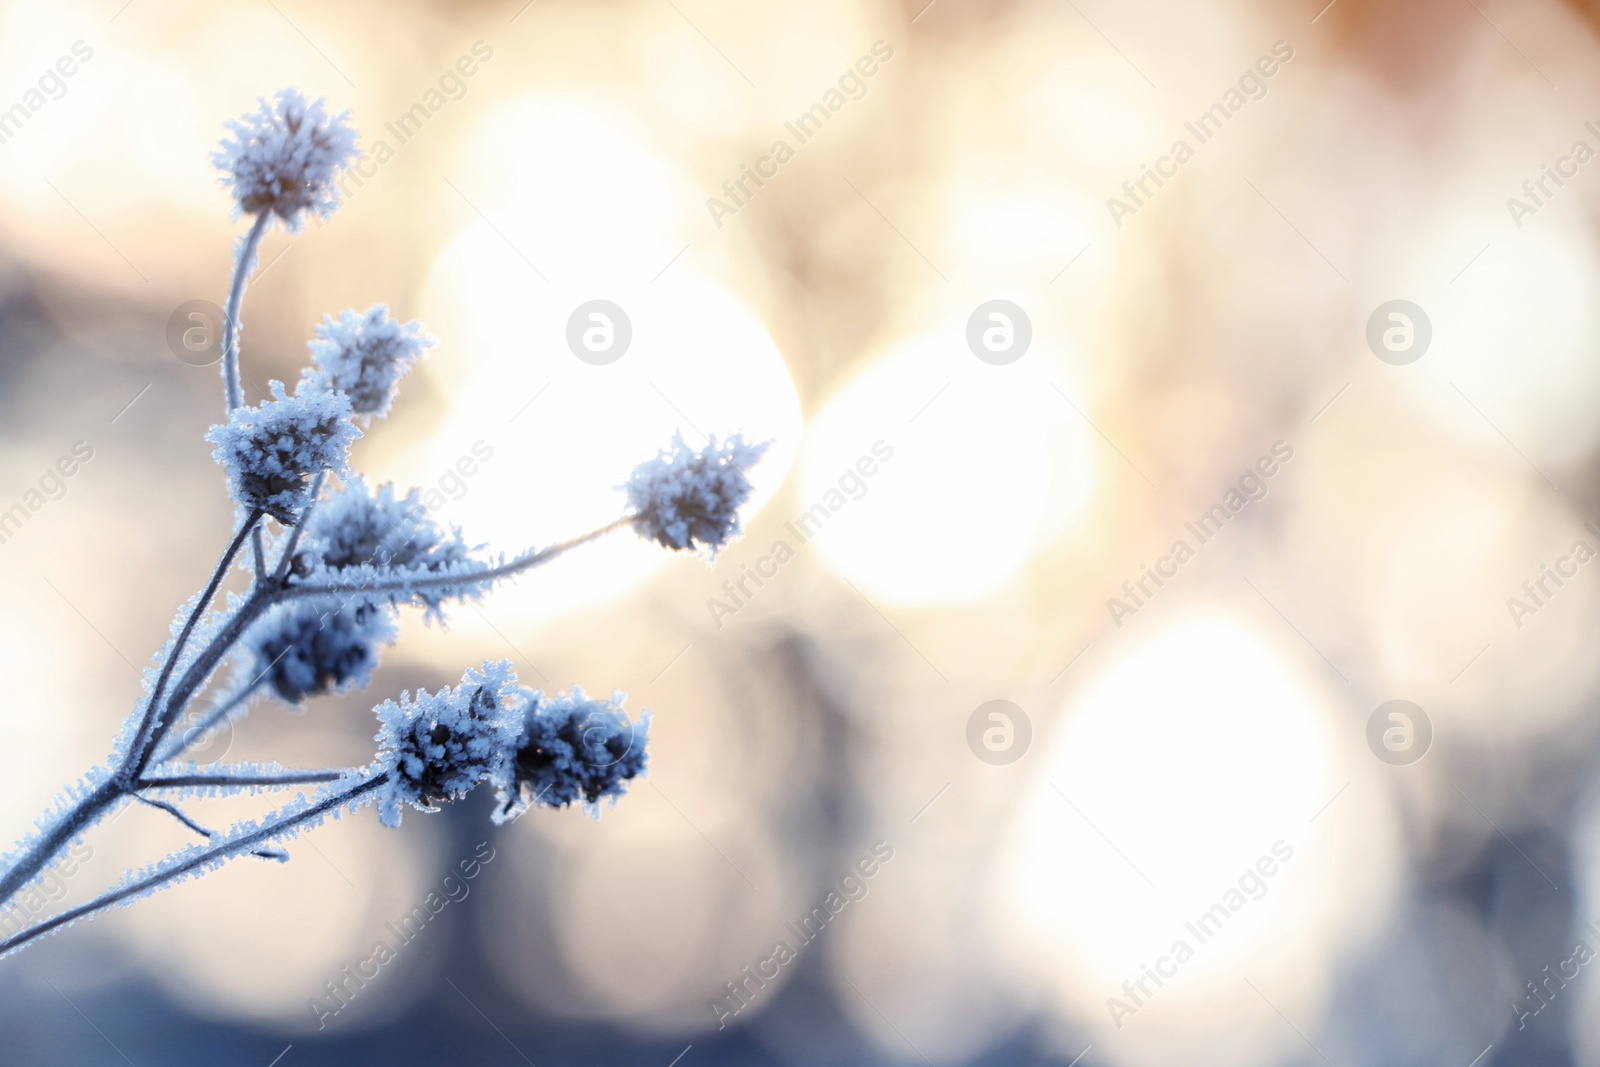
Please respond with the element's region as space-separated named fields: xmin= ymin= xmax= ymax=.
xmin=0 ymin=90 xmax=767 ymax=957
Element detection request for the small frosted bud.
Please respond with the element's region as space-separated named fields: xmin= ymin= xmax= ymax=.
xmin=373 ymin=661 xmax=522 ymax=827
xmin=299 ymin=306 xmax=433 ymax=421
xmin=206 ymin=382 xmax=359 ymax=524
xmin=306 ymin=477 xmax=468 ymax=571
xmin=625 ymin=433 xmax=769 ymax=557
xmin=492 ymin=687 xmax=649 ymax=824
xmin=213 ymin=89 xmax=358 ymax=230
xmin=299 ymin=477 xmax=482 ymax=615
xmin=248 ymin=600 xmax=397 ymax=703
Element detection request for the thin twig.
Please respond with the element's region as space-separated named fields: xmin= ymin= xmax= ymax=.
xmin=123 ymin=511 xmax=263 ymax=778
xmin=221 ymin=213 xmax=270 ymax=412
xmin=137 ymin=587 xmax=277 ymax=774
xmin=251 ymin=526 xmax=268 ymax=585
xmin=133 ymin=794 xmax=213 ymax=838
xmin=139 ymin=769 xmax=349 ymax=790
xmin=152 ymin=678 xmax=265 ymax=764
xmin=273 ymin=471 xmax=325 ymax=583
xmin=0 ymin=781 xmax=121 ymax=909
xmin=283 ymin=516 xmax=635 ymax=601
xmin=0 ymin=775 xmax=384 ymax=958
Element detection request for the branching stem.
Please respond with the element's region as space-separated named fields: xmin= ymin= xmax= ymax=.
xmin=0 ymin=774 xmax=384 ymax=959
xmin=123 ymin=511 xmax=263 ymax=781
xmin=152 ymin=678 xmax=265 ymax=765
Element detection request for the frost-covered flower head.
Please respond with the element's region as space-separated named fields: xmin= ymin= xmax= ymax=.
xmin=296 ymin=477 xmax=483 ymax=617
xmin=374 ymin=661 xmax=522 ymax=827
xmin=625 ymin=433 xmax=769 ymax=557
xmin=248 ymin=599 xmax=397 ymax=703
xmin=304 ymin=477 xmax=470 ymax=572
xmin=207 ymin=383 xmax=359 ymax=523
xmin=492 ymin=687 xmax=649 ymax=824
xmin=214 ymin=89 xmax=358 ymax=229
xmin=299 ymin=306 xmax=432 ymax=422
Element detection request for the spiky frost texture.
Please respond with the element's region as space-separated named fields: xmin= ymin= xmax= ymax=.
xmin=373 ymin=662 xmax=522 ymax=827
xmin=207 ymin=383 xmax=358 ymax=523
xmin=17 ymin=773 xmax=381 ymax=948
xmin=294 ymin=477 xmax=482 ymax=617
xmin=625 ymin=433 xmax=769 ymax=557
xmin=299 ymin=306 xmax=432 ymax=421
xmin=213 ymin=89 xmax=358 ymax=230
xmin=492 ymin=687 xmax=649 ymax=824
xmin=248 ymin=600 xmax=397 ymax=703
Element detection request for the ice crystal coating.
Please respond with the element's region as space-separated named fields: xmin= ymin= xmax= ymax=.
xmin=213 ymin=89 xmax=358 ymax=229
xmin=207 ymin=383 xmax=358 ymax=523
xmin=248 ymin=600 xmax=397 ymax=703
xmin=299 ymin=306 xmax=432 ymax=421
xmin=492 ymin=687 xmax=649 ymax=824
xmin=296 ymin=477 xmax=484 ymax=616
xmin=373 ymin=662 xmax=522 ymax=827
xmin=625 ymin=433 xmax=769 ymax=556
xmin=304 ymin=477 xmax=471 ymax=573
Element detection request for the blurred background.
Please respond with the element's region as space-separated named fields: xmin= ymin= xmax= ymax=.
xmin=1 ymin=0 xmax=1599 ymax=1063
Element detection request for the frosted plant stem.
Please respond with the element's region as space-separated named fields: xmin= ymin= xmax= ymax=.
xmin=0 ymin=773 xmax=386 ymax=959
xmin=251 ymin=526 xmax=267 ymax=584
xmin=151 ymin=678 xmax=265 ymax=765
xmin=272 ymin=470 xmax=325 ymax=583
xmin=221 ymin=212 xmax=269 ymax=412
xmin=139 ymin=769 xmax=349 ymax=789
xmin=0 ymin=781 xmax=121 ymax=910
xmin=283 ymin=515 xmax=638 ymax=602
xmin=136 ymin=589 xmax=275 ymax=774
xmin=0 ymin=513 xmax=264 ymax=911
xmin=2 ymin=513 xmax=630 ymax=915
xmin=123 ymin=510 xmax=263 ymax=778
xmin=134 ymin=795 xmax=213 ymax=838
